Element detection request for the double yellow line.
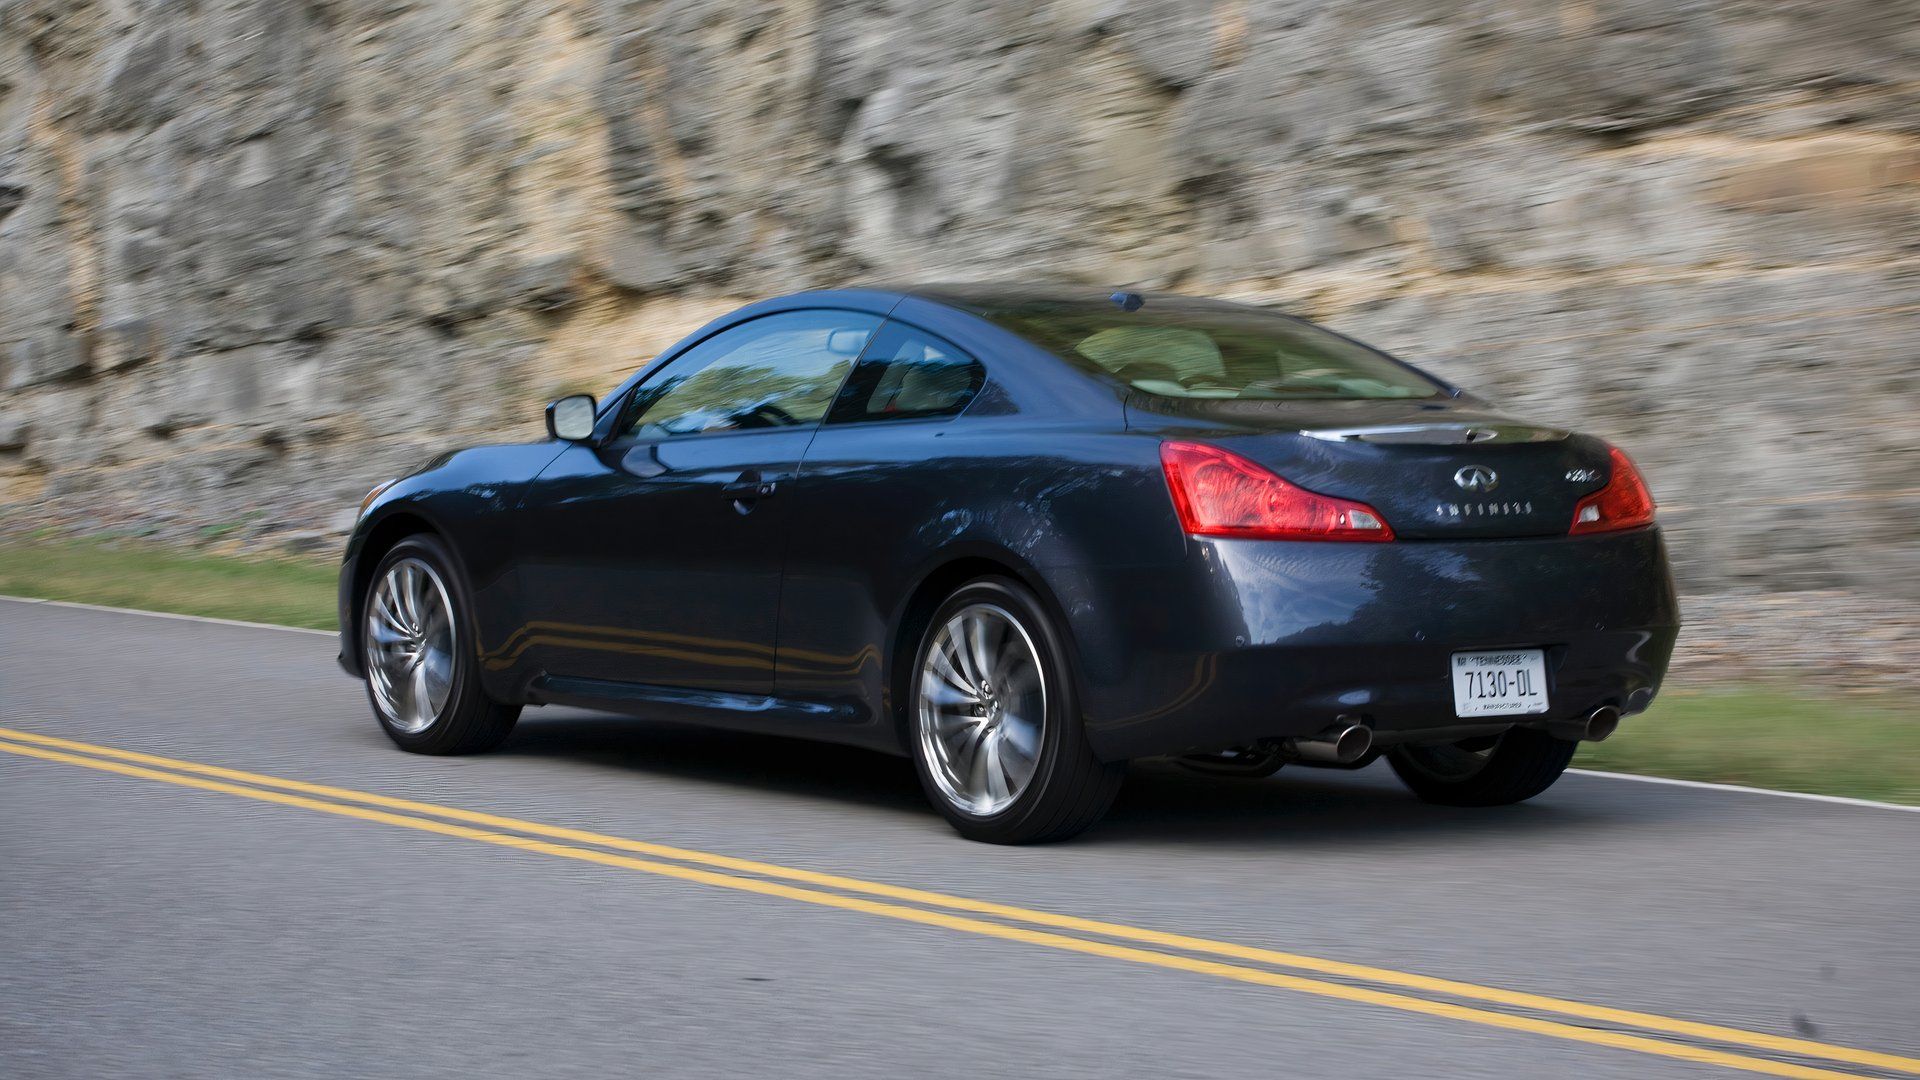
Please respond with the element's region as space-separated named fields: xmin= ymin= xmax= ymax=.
xmin=3 ymin=724 xmax=1914 ymax=1080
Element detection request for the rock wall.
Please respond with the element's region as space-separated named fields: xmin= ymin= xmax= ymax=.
xmin=1 ymin=1 xmax=1918 ymax=663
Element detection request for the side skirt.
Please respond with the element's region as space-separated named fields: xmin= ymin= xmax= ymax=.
xmin=524 ymin=673 xmax=906 ymax=756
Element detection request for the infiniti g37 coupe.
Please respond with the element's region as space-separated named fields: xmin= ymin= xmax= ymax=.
xmin=339 ymin=285 xmax=1678 ymax=843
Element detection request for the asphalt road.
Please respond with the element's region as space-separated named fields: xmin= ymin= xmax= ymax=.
xmin=3 ymin=597 xmax=1917 ymax=1080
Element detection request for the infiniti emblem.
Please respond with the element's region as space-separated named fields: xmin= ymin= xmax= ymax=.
xmin=1454 ymin=465 xmax=1499 ymax=493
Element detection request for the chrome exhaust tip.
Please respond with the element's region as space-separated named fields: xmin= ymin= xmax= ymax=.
xmin=1282 ymin=722 xmax=1374 ymax=765
xmin=1548 ymin=706 xmax=1620 ymax=743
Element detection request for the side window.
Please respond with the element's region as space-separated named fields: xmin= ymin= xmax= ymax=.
xmin=826 ymin=322 xmax=985 ymax=424
xmin=621 ymin=310 xmax=882 ymax=438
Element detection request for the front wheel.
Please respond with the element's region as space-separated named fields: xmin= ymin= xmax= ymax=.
xmin=907 ymin=577 xmax=1123 ymax=844
xmin=1387 ymin=727 xmax=1577 ymax=807
xmin=362 ymin=535 xmax=519 ymax=755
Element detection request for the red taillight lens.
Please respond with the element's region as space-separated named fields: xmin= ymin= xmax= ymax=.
xmin=1160 ymin=441 xmax=1394 ymax=542
xmin=1570 ymin=446 xmax=1656 ymax=535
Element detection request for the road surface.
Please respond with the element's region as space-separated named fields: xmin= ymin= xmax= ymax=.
xmin=3 ymin=597 xmax=1916 ymax=1079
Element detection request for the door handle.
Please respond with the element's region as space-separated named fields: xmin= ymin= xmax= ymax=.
xmin=721 ymin=475 xmax=777 ymax=500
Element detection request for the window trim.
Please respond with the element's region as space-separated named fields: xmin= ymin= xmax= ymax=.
xmin=605 ymin=307 xmax=886 ymax=443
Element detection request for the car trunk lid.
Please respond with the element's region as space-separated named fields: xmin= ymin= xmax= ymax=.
xmin=1127 ymin=395 xmax=1612 ymax=540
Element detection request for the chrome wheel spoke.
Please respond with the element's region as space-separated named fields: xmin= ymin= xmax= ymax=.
xmin=965 ymin=615 xmax=1000 ymax=692
xmin=966 ymin=728 xmax=995 ymax=799
xmin=408 ymin=660 xmax=432 ymax=726
xmin=947 ymin=717 xmax=986 ymax=771
xmin=404 ymin=566 xmax=430 ymax=634
xmin=922 ymin=679 xmax=980 ymax=712
xmin=926 ymin=646 xmax=977 ymax=699
xmin=393 ymin=566 xmax=416 ymax=632
xmin=982 ymin=732 xmax=1011 ymax=803
xmin=1001 ymin=711 xmax=1040 ymax=764
xmin=944 ymin=617 xmax=982 ymax=688
xmin=1000 ymin=734 xmax=1037 ymax=792
xmin=368 ymin=612 xmax=410 ymax=647
xmin=999 ymin=658 xmax=1040 ymax=699
xmin=374 ymin=588 xmax=410 ymax=638
xmin=421 ymin=648 xmax=453 ymax=714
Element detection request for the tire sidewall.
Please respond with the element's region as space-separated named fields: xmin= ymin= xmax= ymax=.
xmin=362 ymin=535 xmax=480 ymax=751
xmin=906 ymin=576 xmax=1080 ymax=837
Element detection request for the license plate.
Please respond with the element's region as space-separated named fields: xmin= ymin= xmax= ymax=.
xmin=1451 ymin=649 xmax=1549 ymax=717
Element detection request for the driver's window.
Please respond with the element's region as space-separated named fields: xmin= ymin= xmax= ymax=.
xmin=621 ymin=310 xmax=882 ymax=439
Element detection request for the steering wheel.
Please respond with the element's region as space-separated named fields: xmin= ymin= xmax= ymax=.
xmin=745 ymin=402 xmax=798 ymax=427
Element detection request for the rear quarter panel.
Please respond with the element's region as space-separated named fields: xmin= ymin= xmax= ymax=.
xmin=776 ymin=415 xmax=1184 ymax=751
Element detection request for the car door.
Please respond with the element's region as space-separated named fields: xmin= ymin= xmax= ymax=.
xmin=512 ymin=309 xmax=883 ymax=694
xmin=776 ymin=319 xmax=988 ymax=719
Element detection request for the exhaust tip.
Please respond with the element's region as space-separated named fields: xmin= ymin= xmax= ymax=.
xmin=1279 ymin=721 xmax=1374 ymax=765
xmin=1545 ymin=706 xmax=1623 ymax=743
xmin=1331 ymin=722 xmax=1374 ymax=763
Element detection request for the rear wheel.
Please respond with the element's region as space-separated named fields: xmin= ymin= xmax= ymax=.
xmin=908 ymin=577 xmax=1123 ymax=844
xmin=1388 ymin=727 xmax=1576 ymax=806
xmin=362 ymin=535 xmax=519 ymax=755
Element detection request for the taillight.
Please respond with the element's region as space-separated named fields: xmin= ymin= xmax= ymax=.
xmin=1160 ymin=441 xmax=1394 ymax=542
xmin=1570 ymin=446 xmax=1656 ymax=535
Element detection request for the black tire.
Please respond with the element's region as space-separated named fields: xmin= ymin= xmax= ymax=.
xmin=1387 ymin=727 xmax=1577 ymax=807
xmin=360 ymin=535 xmax=519 ymax=755
xmin=906 ymin=577 xmax=1124 ymax=844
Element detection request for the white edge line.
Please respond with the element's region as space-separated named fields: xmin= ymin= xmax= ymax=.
xmin=4 ymin=592 xmax=1916 ymax=815
xmin=1568 ymin=769 xmax=1920 ymax=814
xmin=0 ymin=594 xmax=336 ymax=637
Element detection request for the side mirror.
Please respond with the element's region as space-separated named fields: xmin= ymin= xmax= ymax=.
xmin=546 ymin=394 xmax=597 ymax=441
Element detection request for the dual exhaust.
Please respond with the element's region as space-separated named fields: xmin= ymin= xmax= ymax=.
xmin=1280 ymin=705 xmax=1621 ymax=766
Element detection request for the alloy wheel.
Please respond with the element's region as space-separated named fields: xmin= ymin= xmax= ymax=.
xmin=915 ymin=602 xmax=1047 ymax=816
xmin=365 ymin=556 xmax=457 ymax=734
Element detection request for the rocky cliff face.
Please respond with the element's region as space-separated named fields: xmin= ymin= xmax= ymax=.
xmin=2 ymin=1 xmax=1918 ymax=667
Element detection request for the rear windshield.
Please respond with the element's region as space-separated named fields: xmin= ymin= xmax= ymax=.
xmin=975 ymin=300 xmax=1442 ymax=401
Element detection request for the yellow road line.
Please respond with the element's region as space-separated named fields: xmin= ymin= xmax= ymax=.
xmin=3 ymin=728 xmax=1910 ymax=1075
xmin=0 ymin=736 xmax=1883 ymax=1080
xmin=1 ymin=728 xmax=1912 ymax=1079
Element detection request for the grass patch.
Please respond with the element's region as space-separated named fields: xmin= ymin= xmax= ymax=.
xmin=1578 ymin=689 xmax=1920 ymax=806
xmin=0 ymin=539 xmax=337 ymax=631
xmin=1 ymin=539 xmax=1914 ymax=805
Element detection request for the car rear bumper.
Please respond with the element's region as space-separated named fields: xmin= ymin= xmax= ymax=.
xmin=1064 ymin=527 xmax=1680 ymax=761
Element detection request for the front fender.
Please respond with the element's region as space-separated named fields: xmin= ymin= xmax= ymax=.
xmin=336 ymin=441 xmax=567 ymax=685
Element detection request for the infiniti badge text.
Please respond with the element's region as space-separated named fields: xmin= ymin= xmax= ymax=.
xmin=1436 ymin=501 xmax=1535 ymax=518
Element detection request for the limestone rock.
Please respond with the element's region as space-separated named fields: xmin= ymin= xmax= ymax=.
xmin=0 ymin=0 xmax=1916 ymax=674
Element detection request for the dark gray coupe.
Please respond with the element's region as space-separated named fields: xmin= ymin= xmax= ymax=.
xmin=339 ymin=285 xmax=1678 ymax=843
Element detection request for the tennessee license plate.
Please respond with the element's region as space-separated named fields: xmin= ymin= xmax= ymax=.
xmin=1451 ymin=649 xmax=1549 ymax=717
